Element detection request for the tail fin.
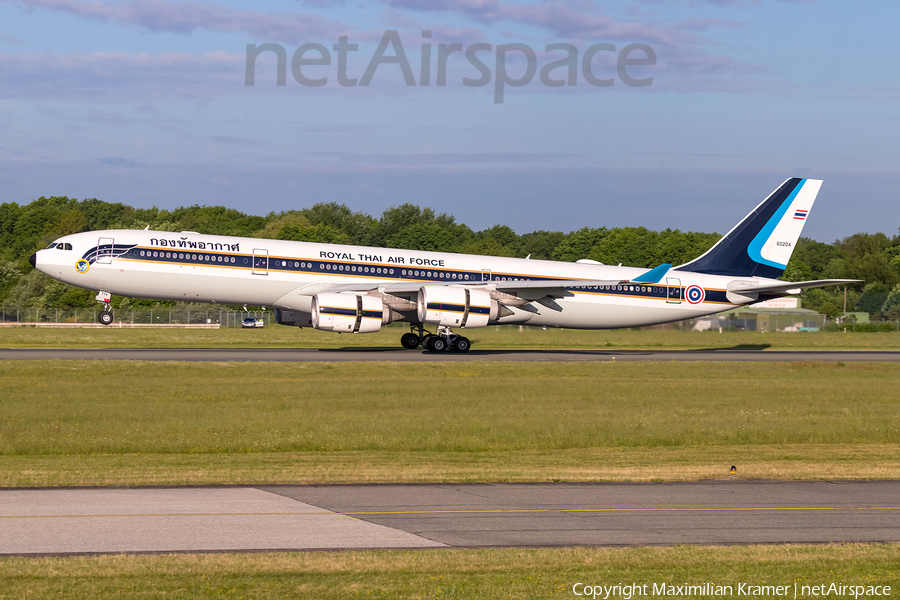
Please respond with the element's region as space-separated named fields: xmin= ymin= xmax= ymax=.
xmin=676 ymin=177 xmax=822 ymax=278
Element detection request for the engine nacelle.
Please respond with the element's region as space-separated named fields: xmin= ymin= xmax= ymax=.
xmin=416 ymin=286 xmax=496 ymax=328
xmin=311 ymin=293 xmax=387 ymax=333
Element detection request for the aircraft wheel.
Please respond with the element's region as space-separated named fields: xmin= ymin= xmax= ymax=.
xmin=453 ymin=336 xmax=471 ymax=353
xmin=98 ymin=310 xmax=114 ymax=326
xmin=430 ymin=337 xmax=448 ymax=352
xmin=400 ymin=332 xmax=420 ymax=349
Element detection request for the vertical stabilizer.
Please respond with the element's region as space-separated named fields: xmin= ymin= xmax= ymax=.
xmin=677 ymin=178 xmax=822 ymax=278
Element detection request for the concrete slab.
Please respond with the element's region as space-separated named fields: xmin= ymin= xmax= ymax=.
xmin=0 ymin=487 xmax=444 ymax=554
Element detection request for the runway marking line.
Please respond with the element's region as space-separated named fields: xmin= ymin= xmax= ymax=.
xmin=2 ymin=507 xmax=898 ymax=519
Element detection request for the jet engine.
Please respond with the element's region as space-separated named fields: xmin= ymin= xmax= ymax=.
xmin=311 ymin=293 xmax=388 ymax=333
xmin=416 ymin=286 xmax=498 ymax=328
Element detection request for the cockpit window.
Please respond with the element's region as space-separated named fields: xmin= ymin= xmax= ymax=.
xmin=46 ymin=242 xmax=73 ymax=250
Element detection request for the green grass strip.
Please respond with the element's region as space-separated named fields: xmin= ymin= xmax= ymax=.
xmin=1 ymin=361 xmax=898 ymax=486
xmin=2 ymin=324 xmax=900 ymax=349
xmin=0 ymin=545 xmax=898 ymax=600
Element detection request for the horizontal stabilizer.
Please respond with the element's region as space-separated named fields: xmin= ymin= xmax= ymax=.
xmin=730 ymin=279 xmax=860 ymax=295
xmin=631 ymin=264 xmax=671 ymax=284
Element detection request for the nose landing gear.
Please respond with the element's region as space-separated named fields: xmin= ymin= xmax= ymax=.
xmin=400 ymin=325 xmax=471 ymax=353
xmin=95 ymin=291 xmax=113 ymax=326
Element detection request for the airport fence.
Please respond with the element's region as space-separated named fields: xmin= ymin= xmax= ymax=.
xmin=1 ymin=306 xmax=897 ymax=332
xmin=0 ymin=306 xmax=272 ymax=328
xmin=677 ymin=314 xmax=899 ymax=333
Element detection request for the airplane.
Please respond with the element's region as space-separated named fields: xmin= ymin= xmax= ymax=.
xmin=30 ymin=178 xmax=856 ymax=352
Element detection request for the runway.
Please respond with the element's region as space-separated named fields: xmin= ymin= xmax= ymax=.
xmin=2 ymin=348 xmax=900 ymax=362
xmin=2 ymin=482 xmax=898 ymax=555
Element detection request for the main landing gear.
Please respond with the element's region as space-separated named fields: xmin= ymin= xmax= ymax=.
xmin=96 ymin=291 xmax=113 ymax=326
xmin=400 ymin=325 xmax=471 ymax=353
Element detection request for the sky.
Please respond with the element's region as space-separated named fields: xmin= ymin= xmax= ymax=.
xmin=0 ymin=0 xmax=897 ymax=242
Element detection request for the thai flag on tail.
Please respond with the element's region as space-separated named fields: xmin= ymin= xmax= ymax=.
xmin=793 ymin=209 xmax=808 ymax=221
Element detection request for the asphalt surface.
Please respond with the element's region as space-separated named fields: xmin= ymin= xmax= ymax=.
xmin=2 ymin=348 xmax=900 ymax=362
xmin=2 ymin=482 xmax=898 ymax=555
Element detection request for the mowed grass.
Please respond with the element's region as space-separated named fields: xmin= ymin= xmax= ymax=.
xmin=2 ymin=323 xmax=900 ymax=349
xmin=1 ymin=360 xmax=899 ymax=486
xmin=0 ymin=545 xmax=898 ymax=600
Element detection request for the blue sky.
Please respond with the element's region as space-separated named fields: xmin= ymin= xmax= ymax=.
xmin=0 ymin=0 xmax=897 ymax=241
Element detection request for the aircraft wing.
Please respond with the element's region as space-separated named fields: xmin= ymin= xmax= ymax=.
xmin=729 ymin=279 xmax=860 ymax=295
xmin=274 ymin=279 xmax=624 ymax=301
xmin=376 ymin=279 xmax=623 ymax=296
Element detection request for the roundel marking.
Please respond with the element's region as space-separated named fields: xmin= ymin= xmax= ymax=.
xmin=685 ymin=284 xmax=705 ymax=305
xmin=75 ymin=259 xmax=90 ymax=273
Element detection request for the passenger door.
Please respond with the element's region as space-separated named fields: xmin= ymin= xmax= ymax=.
xmin=252 ymin=249 xmax=269 ymax=275
xmin=97 ymin=237 xmax=115 ymax=264
xmin=666 ymin=277 xmax=682 ymax=304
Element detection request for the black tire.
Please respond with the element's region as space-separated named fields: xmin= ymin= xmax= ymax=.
xmin=400 ymin=332 xmax=420 ymax=349
xmin=430 ymin=337 xmax=447 ymax=352
xmin=423 ymin=336 xmax=436 ymax=352
xmin=98 ymin=310 xmax=113 ymax=326
xmin=453 ymin=336 xmax=471 ymax=353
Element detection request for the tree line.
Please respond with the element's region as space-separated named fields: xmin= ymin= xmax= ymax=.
xmin=1 ymin=195 xmax=898 ymax=319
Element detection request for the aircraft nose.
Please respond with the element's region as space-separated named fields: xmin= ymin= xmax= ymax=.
xmin=29 ymin=252 xmax=37 ymax=269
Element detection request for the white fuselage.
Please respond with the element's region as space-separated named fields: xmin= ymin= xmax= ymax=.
xmin=34 ymin=229 xmax=769 ymax=329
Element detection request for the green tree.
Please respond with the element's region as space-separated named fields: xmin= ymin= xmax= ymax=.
xmin=519 ymin=230 xmax=566 ymax=260
xmin=552 ymin=227 xmax=610 ymax=262
xmin=801 ymin=287 xmax=842 ymax=318
xmin=301 ymin=203 xmax=376 ymax=245
xmin=841 ymin=233 xmax=898 ymax=289
xmin=881 ymin=283 xmax=900 ymax=320
xmin=856 ymin=282 xmax=891 ymax=317
xmin=373 ymin=204 xmax=472 ymax=251
xmin=462 ymin=225 xmax=520 ymax=257
xmin=274 ymin=223 xmax=351 ymax=245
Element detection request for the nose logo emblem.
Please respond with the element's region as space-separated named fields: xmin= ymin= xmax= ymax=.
xmin=75 ymin=259 xmax=90 ymax=273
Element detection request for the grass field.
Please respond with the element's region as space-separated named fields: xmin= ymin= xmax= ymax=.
xmin=2 ymin=331 xmax=899 ymax=597
xmin=2 ymin=360 xmax=898 ymax=486
xmin=2 ymin=323 xmax=900 ymax=349
xmin=0 ymin=545 xmax=897 ymax=600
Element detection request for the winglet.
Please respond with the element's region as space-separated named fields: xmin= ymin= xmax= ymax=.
xmin=631 ymin=264 xmax=671 ymax=284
